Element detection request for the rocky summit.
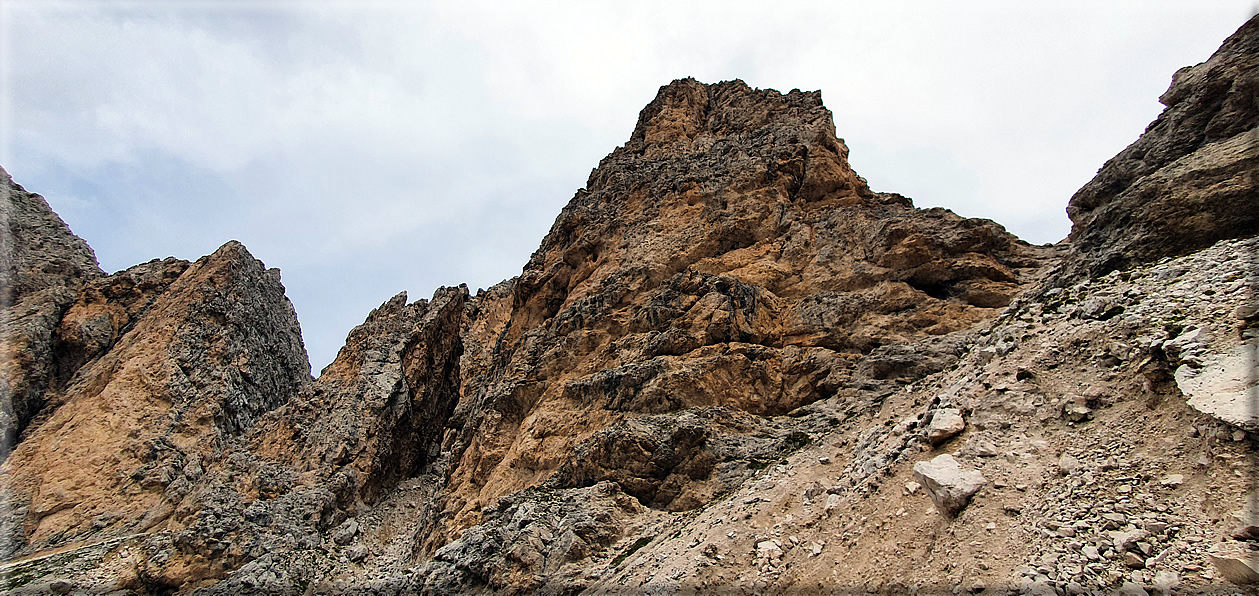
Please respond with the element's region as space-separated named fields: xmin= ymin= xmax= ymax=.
xmin=1 ymin=15 xmax=1257 ymax=596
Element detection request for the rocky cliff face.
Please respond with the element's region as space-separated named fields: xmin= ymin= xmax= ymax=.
xmin=0 ymin=166 xmax=103 ymax=459
xmin=1066 ymin=15 xmax=1259 ymax=276
xmin=0 ymin=239 xmax=311 ymax=565
xmin=1 ymin=14 xmax=1257 ymax=596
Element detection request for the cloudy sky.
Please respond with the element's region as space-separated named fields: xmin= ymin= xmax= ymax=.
xmin=3 ymin=1 xmax=1254 ymax=372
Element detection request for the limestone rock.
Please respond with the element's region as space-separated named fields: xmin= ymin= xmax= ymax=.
xmin=0 ymin=166 xmax=102 ymax=458
xmin=912 ymin=454 xmax=986 ymax=517
xmin=1176 ymin=340 xmax=1259 ymax=430
xmin=926 ymin=408 xmax=966 ymax=446
xmin=410 ymin=482 xmax=642 ymax=595
xmin=1066 ymin=15 xmax=1259 ymax=276
xmin=438 ymin=78 xmax=1051 ymax=541
xmin=1209 ymin=542 xmax=1259 ymax=585
xmin=0 ymin=240 xmax=310 ymax=560
xmin=4 ymin=16 xmax=1257 ymax=592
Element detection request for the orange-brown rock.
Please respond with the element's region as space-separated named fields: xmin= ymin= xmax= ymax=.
xmin=432 ymin=79 xmax=1054 ymax=544
xmin=0 ymin=241 xmax=309 ymax=560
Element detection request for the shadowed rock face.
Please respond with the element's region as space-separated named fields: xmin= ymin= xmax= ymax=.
xmin=0 ymin=166 xmax=103 ymax=458
xmin=1066 ymin=14 xmax=1259 ymax=277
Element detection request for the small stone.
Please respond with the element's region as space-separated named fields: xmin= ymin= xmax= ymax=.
xmin=332 ymin=518 xmax=359 ymax=546
xmin=1062 ymin=397 xmax=1093 ymax=423
xmin=1152 ymin=570 xmax=1180 ymax=595
xmin=968 ymin=580 xmax=986 ymax=593
xmin=926 ymin=409 xmax=966 ymax=446
xmin=818 ymin=456 xmax=831 ymax=464
xmin=904 ymin=481 xmax=922 ymax=495
xmin=1124 ymin=551 xmax=1147 ymax=569
xmin=1115 ymin=581 xmax=1149 ymax=596
xmin=756 ymin=540 xmax=783 ymax=560
xmin=347 ymin=544 xmax=369 ymax=562
xmin=1058 ymin=453 xmax=1081 ymax=476
xmin=1082 ymin=545 xmax=1100 ymax=560
xmin=1159 ymin=474 xmax=1184 ymax=487
xmin=49 ymin=579 xmax=75 ymax=594
xmin=825 ymin=493 xmax=841 ymax=513
xmin=1233 ymin=430 xmax=1247 ymax=442
xmin=973 ymin=440 xmax=1000 ymax=457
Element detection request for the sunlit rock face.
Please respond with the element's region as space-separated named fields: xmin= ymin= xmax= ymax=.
xmin=435 ymin=77 xmax=1054 ymax=544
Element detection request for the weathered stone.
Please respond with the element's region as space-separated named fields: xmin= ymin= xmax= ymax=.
xmin=1177 ymin=341 xmax=1259 ymax=430
xmin=332 ymin=518 xmax=359 ymax=546
xmin=1065 ymin=16 xmax=1259 ymax=277
xmin=926 ymin=408 xmax=966 ymax=446
xmin=912 ymin=454 xmax=986 ymax=517
xmin=0 ymin=166 xmax=103 ymax=459
xmin=1208 ymin=543 xmax=1259 ymax=585
xmin=0 ymin=240 xmax=311 ymax=560
xmin=1058 ymin=453 xmax=1081 ymax=476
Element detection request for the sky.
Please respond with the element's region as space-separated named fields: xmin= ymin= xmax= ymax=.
xmin=2 ymin=1 xmax=1255 ymax=373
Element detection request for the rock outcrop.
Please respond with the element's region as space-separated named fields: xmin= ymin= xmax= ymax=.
xmin=1066 ymin=15 xmax=1259 ymax=276
xmin=0 ymin=241 xmax=311 ymax=561
xmin=0 ymin=166 xmax=103 ymax=458
xmin=1 ymin=13 xmax=1257 ymax=596
xmin=433 ymin=78 xmax=1053 ymax=550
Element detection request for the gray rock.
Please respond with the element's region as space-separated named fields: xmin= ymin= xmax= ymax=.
xmin=912 ymin=454 xmax=986 ymax=517
xmin=1058 ymin=453 xmax=1081 ymax=476
xmin=0 ymin=166 xmax=103 ymax=460
xmin=346 ymin=544 xmax=369 ymax=562
xmin=1116 ymin=582 xmax=1149 ymax=596
xmin=1177 ymin=341 xmax=1259 ymax=430
xmin=332 ymin=519 xmax=359 ymax=546
xmin=1065 ymin=16 xmax=1259 ymax=277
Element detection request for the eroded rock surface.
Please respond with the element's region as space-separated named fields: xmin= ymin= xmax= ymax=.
xmin=434 ymin=78 xmax=1053 ymax=549
xmin=0 ymin=240 xmax=310 ymax=561
xmin=0 ymin=166 xmax=103 ymax=458
xmin=0 ymin=14 xmax=1257 ymax=596
xmin=1066 ymin=15 xmax=1259 ymax=276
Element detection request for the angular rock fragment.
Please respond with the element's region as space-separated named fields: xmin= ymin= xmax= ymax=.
xmin=912 ymin=454 xmax=986 ymax=517
xmin=926 ymin=408 xmax=966 ymax=446
xmin=1209 ymin=543 xmax=1259 ymax=585
xmin=1176 ymin=341 xmax=1259 ymax=430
